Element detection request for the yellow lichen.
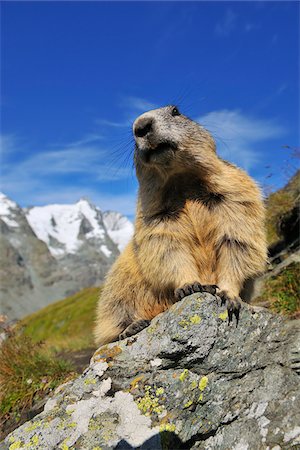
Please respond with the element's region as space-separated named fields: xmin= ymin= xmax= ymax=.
xmin=159 ymin=423 xmax=176 ymax=432
xmin=130 ymin=375 xmax=144 ymax=390
xmin=92 ymin=447 xmax=103 ymax=450
xmin=160 ymin=423 xmax=176 ymax=432
xmin=31 ymin=435 xmax=39 ymax=445
xmin=179 ymin=369 xmax=189 ymax=382
xmin=9 ymin=442 xmax=22 ymax=450
xmin=178 ymin=319 xmax=189 ymax=329
xmin=8 ymin=437 xmax=15 ymax=443
xmin=190 ymin=380 xmax=198 ymax=389
xmin=218 ymin=311 xmax=228 ymax=321
xmin=156 ymin=387 xmax=165 ymax=396
xmin=84 ymin=378 xmax=97 ymax=385
xmin=147 ymin=324 xmax=157 ymax=334
xmin=59 ymin=443 xmax=69 ymax=450
xmin=198 ymin=393 xmax=203 ymax=402
xmin=199 ymin=376 xmax=208 ymax=391
xmin=25 ymin=420 xmax=42 ymax=432
xmin=179 ymin=315 xmax=201 ymax=329
xmin=136 ymin=385 xmax=164 ymax=416
xmin=183 ymin=399 xmax=193 ymax=409
xmin=189 ymin=315 xmax=201 ymax=324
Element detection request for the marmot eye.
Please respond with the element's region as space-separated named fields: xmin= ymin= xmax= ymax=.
xmin=171 ymin=107 xmax=180 ymax=117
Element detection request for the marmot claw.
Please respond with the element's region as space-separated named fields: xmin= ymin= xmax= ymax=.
xmin=174 ymin=282 xmax=218 ymax=301
xmin=218 ymin=291 xmax=241 ymax=324
xmin=119 ymin=319 xmax=150 ymax=340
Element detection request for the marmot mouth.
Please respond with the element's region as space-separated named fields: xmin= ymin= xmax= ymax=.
xmin=140 ymin=141 xmax=178 ymax=163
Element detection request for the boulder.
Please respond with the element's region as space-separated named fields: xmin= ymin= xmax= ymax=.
xmin=2 ymin=293 xmax=300 ymax=449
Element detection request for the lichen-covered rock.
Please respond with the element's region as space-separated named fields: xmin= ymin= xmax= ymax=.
xmin=2 ymin=293 xmax=300 ymax=449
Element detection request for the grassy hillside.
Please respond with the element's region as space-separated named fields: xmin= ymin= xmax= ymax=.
xmin=19 ymin=286 xmax=101 ymax=352
xmin=265 ymin=170 xmax=299 ymax=245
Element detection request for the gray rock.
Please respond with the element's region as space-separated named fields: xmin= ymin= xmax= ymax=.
xmin=2 ymin=293 xmax=300 ymax=449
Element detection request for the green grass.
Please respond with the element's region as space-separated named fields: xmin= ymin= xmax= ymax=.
xmin=254 ymin=262 xmax=300 ymax=317
xmin=1 ymin=286 xmax=100 ymax=438
xmin=20 ymin=286 xmax=101 ymax=352
xmin=0 ymin=330 xmax=75 ymax=433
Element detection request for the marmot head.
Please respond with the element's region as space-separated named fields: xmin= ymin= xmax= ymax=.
xmin=133 ymin=106 xmax=216 ymax=174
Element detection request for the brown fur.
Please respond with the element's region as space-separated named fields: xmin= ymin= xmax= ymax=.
xmin=94 ymin=106 xmax=267 ymax=345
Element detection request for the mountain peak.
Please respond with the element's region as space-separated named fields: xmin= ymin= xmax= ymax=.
xmin=0 ymin=192 xmax=22 ymax=227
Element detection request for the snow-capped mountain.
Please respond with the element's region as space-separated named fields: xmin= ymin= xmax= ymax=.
xmin=103 ymin=211 xmax=134 ymax=251
xmin=26 ymin=199 xmax=115 ymax=258
xmin=0 ymin=192 xmax=23 ymax=228
xmin=0 ymin=193 xmax=133 ymax=320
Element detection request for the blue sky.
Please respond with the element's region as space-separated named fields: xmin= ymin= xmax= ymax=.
xmin=1 ymin=1 xmax=299 ymax=218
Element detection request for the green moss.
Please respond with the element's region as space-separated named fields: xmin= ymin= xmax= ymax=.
xmin=255 ymin=262 xmax=300 ymax=316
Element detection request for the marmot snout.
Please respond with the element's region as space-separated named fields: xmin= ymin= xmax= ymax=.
xmin=133 ymin=105 xmax=215 ymax=168
xmin=94 ymin=105 xmax=267 ymax=346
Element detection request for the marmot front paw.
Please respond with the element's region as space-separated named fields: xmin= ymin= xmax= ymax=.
xmin=118 ymin=319 xmax=150 ymax=341
xmin=174 ymin=282 xmax=218 ymax=301
xmin=218 ymin=290 xmax=241 ymax=324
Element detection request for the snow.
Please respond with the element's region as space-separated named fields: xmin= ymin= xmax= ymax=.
xmin=103 ymin=211 xmax=134 ymax=251
xmin=0 ymin=192 xmax=134 ymax=259
xmin=0 ymin=192 xmax=20 ymax=227
xmin=100 ymin=244 xmax=112 ymax=258
xmin=26 ymin=199 xmax=106 ymax=257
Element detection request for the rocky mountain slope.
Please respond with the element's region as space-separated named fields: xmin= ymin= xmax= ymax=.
xmin=2 ymin=292 xmax=300 ymax=449
xmin=251 ymin=170 xmax=299 ymax=316
xmin=0 ymin=194 xmax=133 ymax=320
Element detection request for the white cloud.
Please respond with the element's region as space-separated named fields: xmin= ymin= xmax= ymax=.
xmin=215 ymin=9 xmax=237 ymax=37
xmin=121 ymin=96 xmax=156 ymax=112
xmin=0 ymin=134 xmax=16 ymax=155
xmin=96 ymin=118 xmax=130 ymax=128
xmin=1 ymin=134 xmax=136 ymax=215
xmin=197 ymin=109 xmax=286 ymax=170
xmin=96 ymin=96 xmax=156 ymax=130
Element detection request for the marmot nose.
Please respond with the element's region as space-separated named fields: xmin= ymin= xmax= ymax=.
xmin=134 ymin=117 xmax=153 ymax=138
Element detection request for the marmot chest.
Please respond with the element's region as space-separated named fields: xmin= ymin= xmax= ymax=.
xmin=146 ymin=199 xmax=218 ymax=249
